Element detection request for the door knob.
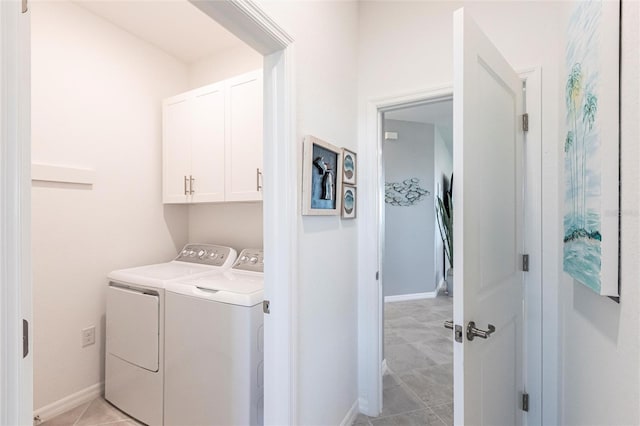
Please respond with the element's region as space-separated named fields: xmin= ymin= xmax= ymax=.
xmin=443 ymin=320 xmax=454 ymax=330
xmin=466 ymin=321 xmax=495 ymax=341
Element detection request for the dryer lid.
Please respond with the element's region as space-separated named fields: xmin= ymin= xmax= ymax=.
xmin=186 ymin=271 xmax=263 ymax=294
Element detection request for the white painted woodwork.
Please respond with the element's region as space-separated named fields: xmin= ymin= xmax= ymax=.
xmin=163 ymin=96 xmax=192 ymax=203
xmin=0 ymin=0 xmax=32 ymax=424
xmin=225 ymin=70 xmax=264 ymax=201
xmin=191 ymin=83 xmax=226 ymax=203
xmin=31 ymin=164 xmax=95 ymax=185
xmin=163 ymin=70 xmax=262 ymax=204
xmin=453 ymin=9 xmax=524 ymax=426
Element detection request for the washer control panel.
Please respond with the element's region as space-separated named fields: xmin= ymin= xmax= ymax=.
xmin=175 ymin=244 xmax=236 ymax=267
xmin=233 ymin=249 xmax=264 ymax=273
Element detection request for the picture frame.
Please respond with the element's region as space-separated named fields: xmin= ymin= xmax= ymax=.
xmin=302 ymin=136 xmax=343 ymax=216
xmin=562 ymin=0 xmax=620 ymax=298
xmin=342 ymin=148 xmax=357 ymax=185
xmin=341 ymin=185 xmax=356 ymax=219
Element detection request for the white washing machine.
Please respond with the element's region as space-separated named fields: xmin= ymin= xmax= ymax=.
xmin=164 ymin=248 xmax=264 ymax=426
xmin=105 ymin=244 xmax=236 ymax=426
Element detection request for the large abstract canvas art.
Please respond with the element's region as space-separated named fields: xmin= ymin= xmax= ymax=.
xmin=563 ymin=0 xmax=620 ymax=297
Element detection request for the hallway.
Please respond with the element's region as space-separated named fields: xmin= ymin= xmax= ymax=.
xmin=355 ymin=296 xmax=453 ymax=425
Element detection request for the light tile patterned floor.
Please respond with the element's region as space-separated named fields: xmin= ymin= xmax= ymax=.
xmin=43 ymin=297 xmax=452 ymax=426
xmin=39 ymin=397 xmax=139 ymax=426
xmin=354 ymin=296 xmax=454 ymax=426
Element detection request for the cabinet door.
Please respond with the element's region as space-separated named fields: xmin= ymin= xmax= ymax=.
xmin=191 ymin=83 xmax=226 ymax=203
xmin=163 ymin=96 xmax=192 ymax=203
xmin=225 ymin=70 xmax=263 ymax=202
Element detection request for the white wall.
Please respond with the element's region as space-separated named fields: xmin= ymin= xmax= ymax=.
xmin=188 ymin=202 xmax=263 ymax=252
xmin=31 ymin=1 xmax=189 ymax=410
xmin=383 ymin=119 xmax=436 ymax=297
xmin=186 ymin=45 xmax=265 ymax=252
xmin=188 ymin=44 xmax=262 ymax=89
xmin=433 ymin=125 xmax=453 ymax=287
xmin=255 ymin=1 xmax=360 ymax=424
xmin=559 ymin=2 xmax=640 ymax=425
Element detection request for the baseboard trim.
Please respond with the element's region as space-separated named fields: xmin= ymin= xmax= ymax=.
xmin=34 ymin=382 xmax=103 ymax=423
xmin=358 ymin=397 xmax=369 ymax=417
xmin=384 ymin=291 xmax=437 ymax=303
xmin=340 ymin=399 xmax=360 ymax=426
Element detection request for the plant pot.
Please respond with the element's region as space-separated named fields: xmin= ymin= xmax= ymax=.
xmin=445 ymin=269 xmax=454 ymax=297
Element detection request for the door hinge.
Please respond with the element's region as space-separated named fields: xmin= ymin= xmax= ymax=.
xmin=263 ymin=300 xmax=270 ymax=314
xmin=376 ymin=271 xmax=379 ymax=281
xmin=522 ymin=113 xmax=529 ymax=132
xmin=522 ymin=254 xmax=529 ymax=272
xmin=23 ymin=319 xmax=29 ymax=358
xmin=22 ymin=0 xmax=28 ymax=13
xmin=521 ymin=392 xmax=529 ymax=412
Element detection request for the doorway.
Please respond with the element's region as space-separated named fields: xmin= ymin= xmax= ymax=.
xmin=31 ymin=2 xmax=263 ymax=424
xmin=1 ymin=1 xmax=297 ymax=425
xmin=358 ymin=68 xmax=542 ymax=424
xmin=375 ymin=100 xmax=454 ymax=424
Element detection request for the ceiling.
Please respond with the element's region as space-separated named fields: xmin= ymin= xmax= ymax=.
xmin=385 ymin=100 xmax=453 ymax=151
xmin=73 ymin=0 xmax=248 ymax=63
xmin=385 ymin=100 xmax=453 ymax=127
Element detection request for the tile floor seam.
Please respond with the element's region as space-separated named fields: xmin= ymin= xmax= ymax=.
xmin=72 ymin=402 xmax=92 ymax=426
xmin=427 ymin=405 xmax=449 ymax=426
xmin=396 ymin=375 xmax=429 ymax=412
xmin=368 ymin=406 xmax=432 ymax=421
xmin=92 ymin=420 xmax=132 ymax=426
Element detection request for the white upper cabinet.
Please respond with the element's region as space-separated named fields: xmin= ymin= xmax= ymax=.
xmin=163 ymin=97 xmax=192 ymax=204
xmin=191 ymin=83 xmax=226 ymax=203
xmin=226 ymin=71 xmax=263 ymax=202
xmin=162 ymin=70 xmax=263 ymax=204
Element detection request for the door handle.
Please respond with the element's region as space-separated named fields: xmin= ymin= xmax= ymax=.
xmin=189 ymin=175 xmax=195 ymax=194
xmin=466 ymin=321 xmax=495 ymax=341
xmin=256 ymin=168 xmax=263 ymax=191
xmin=443 ymin=320 xmax=454 ymax=330
xmin=184 ymin=175 xmax=188 ymax=195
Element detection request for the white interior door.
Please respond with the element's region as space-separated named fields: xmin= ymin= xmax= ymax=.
xmin=453 ymin=8 xmax=524 ymax=426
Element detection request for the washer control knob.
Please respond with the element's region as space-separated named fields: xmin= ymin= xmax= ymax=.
xmin=240 ymin=255 xmax=248 ymax=262
xmin=188 ymin=250 xmax=196 ymax=257
xmin=181 ymin=249 xmax=189 ymax=257
xmin=198 ymin=249 xmax=207 ymax=259
xmin=208 ymin=252 xmax=218 ymax=259
xmin=249 ymin=257 xmax=258 ymax=264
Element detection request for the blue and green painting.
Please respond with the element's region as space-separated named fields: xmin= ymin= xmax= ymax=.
xmin=563 ymin=0 xmax=602 ymax=293
xmin=343 ymin=187 xmax=355 ymax=215
xmin=344 ymin=153 xmax=355 ymax=181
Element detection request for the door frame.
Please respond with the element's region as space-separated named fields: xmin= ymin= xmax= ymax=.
xmin=0 ymin=0 xmax=32 ymax=425
xmin=357 ymin=68 xmax=545 ymax=424
xmin=1 ymin=1 xmax=299 ymax=425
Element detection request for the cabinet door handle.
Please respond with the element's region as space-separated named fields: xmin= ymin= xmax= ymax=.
xmin=184 ymin=175 xmax=188 ymax=195
xmin=256 ymin=168 xmax=262 ymax=191
xmin=189 ymin=175 xmax=195 ymax=194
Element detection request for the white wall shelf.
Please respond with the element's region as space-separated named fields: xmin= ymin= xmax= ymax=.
xmin=31 ymin=164 xmax=95 ymax=186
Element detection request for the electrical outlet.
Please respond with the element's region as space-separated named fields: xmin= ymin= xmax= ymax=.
xmin=81 ymin=326 xmax=95 ymax=348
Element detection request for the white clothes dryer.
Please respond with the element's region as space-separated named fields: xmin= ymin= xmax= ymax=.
xmin=105 ymin=244 xmax=236 ymax=426
xmin=164 ymin=249 xmax=264 ymax=426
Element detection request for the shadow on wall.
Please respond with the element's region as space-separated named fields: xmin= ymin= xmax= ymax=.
xmin=573 ymin=280 xmax=620 ymax=343
xmin=163 ymin=205 xmax=189 ymax=252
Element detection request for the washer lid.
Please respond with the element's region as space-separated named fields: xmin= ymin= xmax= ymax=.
xmin=190 ymin=271 xmax=263 ymax=293
xmin=108 ymin=261 xmax=226 ymax=289
xmin=167 ymin=271 xmax=264 ymax=306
